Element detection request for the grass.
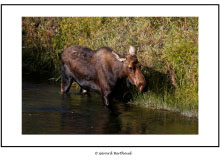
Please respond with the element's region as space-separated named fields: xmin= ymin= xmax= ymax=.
xmin=130 ymin=90 xmax=198 ymax=117
xmin=22 ymin=17 xmax=198 ymax=117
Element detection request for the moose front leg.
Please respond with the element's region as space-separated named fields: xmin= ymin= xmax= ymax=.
xmin=103 ymin=95 xmax=110 ymax=106
xmin=101 ymin=90 xmax=111 ymax=107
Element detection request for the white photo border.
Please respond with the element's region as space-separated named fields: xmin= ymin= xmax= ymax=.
xmin=1 ymin=4 xmax=219 ymax=147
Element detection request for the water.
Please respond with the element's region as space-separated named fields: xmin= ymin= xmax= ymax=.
xmin=22 ymin=80 xmax=198 ymax=134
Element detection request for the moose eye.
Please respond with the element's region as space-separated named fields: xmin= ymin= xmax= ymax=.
xmin=129 ymin=66 xmax=133 ymax=71
xmin=136 ymin=63 xmax=141 ymax=69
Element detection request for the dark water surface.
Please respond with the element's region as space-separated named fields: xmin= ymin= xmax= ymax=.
xmin=22 ymin=80 xmax=198 ymax=134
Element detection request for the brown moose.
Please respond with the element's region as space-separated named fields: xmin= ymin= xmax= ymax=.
xmin=61 ymin=45 xmax=146 ymax=106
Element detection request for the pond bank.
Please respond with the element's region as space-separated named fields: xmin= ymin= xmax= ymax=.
xmin=129 ymin=102 xmax=198 ymax=118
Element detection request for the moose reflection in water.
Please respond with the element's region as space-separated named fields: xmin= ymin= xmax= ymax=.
xmin=61 ymin=45 xmax=146 ymax=106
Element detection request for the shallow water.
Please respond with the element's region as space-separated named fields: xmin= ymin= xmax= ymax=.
xmin=22 ymin=80 xmax=198 ymax=134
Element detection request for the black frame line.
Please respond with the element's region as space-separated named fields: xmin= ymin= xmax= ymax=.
xmin=218 ymin=2 xmax=220 ymax=148
xmin=1 ymin=4 xmax=2 ymax=148
xmin=0 ymin=4 xmax=220 ymax=6
xmin=1 ymin=4 xmax=219 ymax=147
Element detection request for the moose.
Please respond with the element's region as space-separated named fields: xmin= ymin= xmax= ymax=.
xmin=61 ymin=45 xmax=146 ymax=106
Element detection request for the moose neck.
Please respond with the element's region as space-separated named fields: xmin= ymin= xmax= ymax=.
xmin=117 ymin=62 xmax=127 ymax=79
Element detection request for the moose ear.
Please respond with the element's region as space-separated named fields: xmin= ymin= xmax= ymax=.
xmin=112 ymin=51 xmax=126 ymax=62
xmin=129 ymin=45 xmax=136 ymax=55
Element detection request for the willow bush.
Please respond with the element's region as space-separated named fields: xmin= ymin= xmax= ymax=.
xmin=22 ymin=17 xmax=198 ymax=116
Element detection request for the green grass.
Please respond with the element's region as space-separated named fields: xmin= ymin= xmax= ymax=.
xmin=22 ymin=17 xmax=198 ymax=117
xmin=130 ymin=90 xmax=198 ymax=117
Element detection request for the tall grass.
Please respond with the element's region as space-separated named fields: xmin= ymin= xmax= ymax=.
xmin=22 ymin=17 xmax=198 ymax=116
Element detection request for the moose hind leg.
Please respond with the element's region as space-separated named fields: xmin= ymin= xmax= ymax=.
xmin=61 ymin=75 xmax=73 ymax=94
xmin=61 ymin=65 xmax=73 ymax=94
